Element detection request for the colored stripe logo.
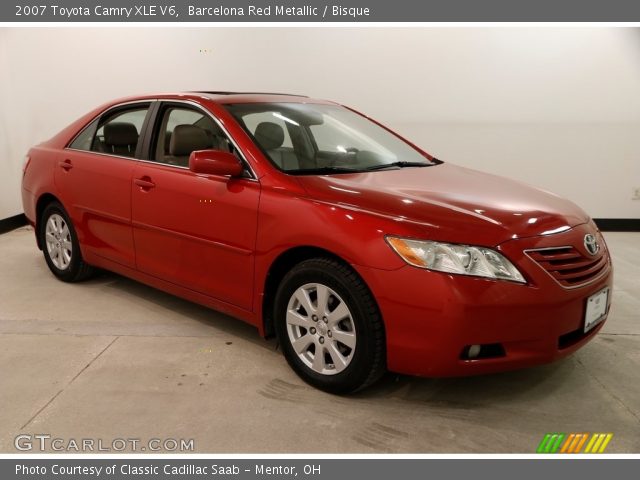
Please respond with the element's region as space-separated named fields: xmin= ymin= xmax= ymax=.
xmin=537 ymin=433 xmax=613 ymax=453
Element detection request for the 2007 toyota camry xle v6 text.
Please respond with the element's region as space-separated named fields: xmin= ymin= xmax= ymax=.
xmin=21 ymin=92 xmax=613 ymax=393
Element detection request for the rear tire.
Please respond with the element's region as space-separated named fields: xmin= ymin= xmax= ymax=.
xmin=39 ymin=202 xmax=94 ymax=282
xmin=274 ymin=257 xmax=386 ymax=394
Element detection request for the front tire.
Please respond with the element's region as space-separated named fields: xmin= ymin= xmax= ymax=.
xmin=274 ymin=257 xmax=385 ymax=394
xmin=40 ymin=202 xmax=94 ymax=282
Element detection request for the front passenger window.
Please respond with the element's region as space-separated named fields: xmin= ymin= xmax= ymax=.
xmin=153 ymin=107 xmax=233 ymax=168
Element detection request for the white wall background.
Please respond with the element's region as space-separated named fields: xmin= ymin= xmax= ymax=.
xmin=1 ymin=27 xmax=639 ymax=220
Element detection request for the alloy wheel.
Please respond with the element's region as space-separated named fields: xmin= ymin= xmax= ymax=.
xmin=286 ymin=283 xmax=357 ymax=375
xmin=45 ymin=213 xmax=73 ymax=270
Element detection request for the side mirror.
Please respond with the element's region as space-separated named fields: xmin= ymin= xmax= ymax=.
xmin=189 ymin=150 xmax=243 ymax=177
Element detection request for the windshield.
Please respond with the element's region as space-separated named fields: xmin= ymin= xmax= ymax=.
xmin=224 ymin=103 xmax=435 ymax=174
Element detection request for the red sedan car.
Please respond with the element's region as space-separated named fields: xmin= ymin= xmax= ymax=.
xmin=21 ymin=92 xmax=612 ymax=393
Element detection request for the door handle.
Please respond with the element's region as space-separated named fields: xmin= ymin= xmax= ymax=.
xmin=59 ymin=159 xmax=73 ymax=170
xmin=134 ymin=177 xmax=156 ymax=189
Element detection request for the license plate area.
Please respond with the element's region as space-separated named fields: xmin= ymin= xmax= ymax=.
xmin=584 ymin=287 xmax=609 ymax=333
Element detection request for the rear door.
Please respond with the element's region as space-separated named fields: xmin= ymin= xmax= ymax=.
xmin=56 ymin=102 xmax=153 ymax=268
xmin=131 ymin=102 xmax=260 ymax=310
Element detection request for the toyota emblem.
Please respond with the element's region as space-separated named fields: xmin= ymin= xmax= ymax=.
xmin=584 ymin=234 xmax=599 ymax=256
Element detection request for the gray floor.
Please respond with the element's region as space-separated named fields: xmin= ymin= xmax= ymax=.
xmin=0 ymin=226 xmax=638 ymax=453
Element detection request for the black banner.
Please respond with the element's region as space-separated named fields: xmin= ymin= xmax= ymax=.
xmin=5 ymin=459 xmax=640 ymax=480
xmin=4 ymin=0 xmax=640 ymax=22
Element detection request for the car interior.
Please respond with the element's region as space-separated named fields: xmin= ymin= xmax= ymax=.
xmin=85 ymin=106 xmax=238 ymax=168
xmin=232 ymin=107 xmax=375 ymax=172
xmin=84 ymin=104 xmax=392 ymax=174
xmin=253 ymin=121 xmax=300 ymax=170
xmin=92 ymin=122 xmax=139 ymax=158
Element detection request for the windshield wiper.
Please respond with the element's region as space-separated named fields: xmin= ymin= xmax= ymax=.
xmin=289 ymin=160 xmax=439 ymax=175
xmin=363 ymin=161 xmax=432 ymax=171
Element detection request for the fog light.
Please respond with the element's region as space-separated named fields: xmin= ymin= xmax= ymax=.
xmin=460 ymin=343 xmax=506 ymax=360
xmin=467 ymin=344 xmax=481 ymax=359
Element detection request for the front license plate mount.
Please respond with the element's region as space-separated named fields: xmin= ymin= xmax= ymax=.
xmin=584 ymin=287 xmax=609 ymax=333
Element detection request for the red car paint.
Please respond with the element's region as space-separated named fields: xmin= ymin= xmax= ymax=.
xmin=21 ymin=93 xmax=612 ymax=377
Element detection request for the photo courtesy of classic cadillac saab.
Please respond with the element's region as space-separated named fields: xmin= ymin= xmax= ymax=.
xmin=21 ymin=92 xmax=613 ymax=393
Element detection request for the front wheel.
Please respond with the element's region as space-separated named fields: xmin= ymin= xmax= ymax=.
xmin=40 ymin=202 xmax=94 ymax=282
xmin=274 ymin=258 xmax=385 ymax=394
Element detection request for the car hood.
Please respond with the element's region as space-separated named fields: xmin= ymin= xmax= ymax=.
xmin=296 ymin=163 xmax=589 ymax=246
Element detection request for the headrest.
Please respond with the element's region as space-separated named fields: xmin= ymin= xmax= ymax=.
xmin=104 ymin=122 xmax=138 ymax=146
xmin=170 ymin=125 xmax=212 ymax=156
xmin=255 ymin=122 xmax=285 ymax=150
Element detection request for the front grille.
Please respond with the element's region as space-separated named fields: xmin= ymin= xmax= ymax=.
xmin=526 ymin=245 xmax=608 ymax=288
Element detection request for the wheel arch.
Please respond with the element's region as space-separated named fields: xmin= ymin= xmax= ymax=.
xmin=261 ymin=245 xmax=381 ymax=339
xmin=35 ymin=193 xmax=63 ymax=250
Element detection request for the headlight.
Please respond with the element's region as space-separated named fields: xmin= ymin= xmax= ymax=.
xmin=386 ymin=236 xmax=526 ymax=283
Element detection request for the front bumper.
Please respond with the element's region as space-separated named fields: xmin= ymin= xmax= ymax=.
xmin=356 ymin=223 xmax=613 ymax=377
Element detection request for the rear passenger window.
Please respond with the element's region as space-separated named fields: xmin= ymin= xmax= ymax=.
xmin=69 ymin=105 xmax=150 ymax=157
xmin=93 ymin=107 xmax=149 ymax=157
xmin=69 ymin=118 xmax=99 ymax=151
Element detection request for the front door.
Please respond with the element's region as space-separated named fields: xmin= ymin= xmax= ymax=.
xmin=131 ymin=103 xmax=260 ymax=310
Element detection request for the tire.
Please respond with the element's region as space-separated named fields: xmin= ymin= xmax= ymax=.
xmin=274 ymin=257 xmax=385 ymax=394
xmin=39 ymin=202 xmax=94 ymax=282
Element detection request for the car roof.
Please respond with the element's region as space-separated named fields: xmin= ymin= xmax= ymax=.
xmin=113 ymin=91 xmax=336 ymax=106
xmin=193 ymin=91 xmax=336 ymax=105
xmin=196 ymin=91 xmax=308 ymax=99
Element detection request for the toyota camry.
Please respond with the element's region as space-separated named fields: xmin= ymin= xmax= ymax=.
xmin=21 ymin=92 xmax=613 ymax=393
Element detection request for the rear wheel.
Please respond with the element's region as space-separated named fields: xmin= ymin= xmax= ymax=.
xmin=40 ymin=202 xmax=94 ymax=282
xmin=274 ymin=257 xmax=385 ymax=394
